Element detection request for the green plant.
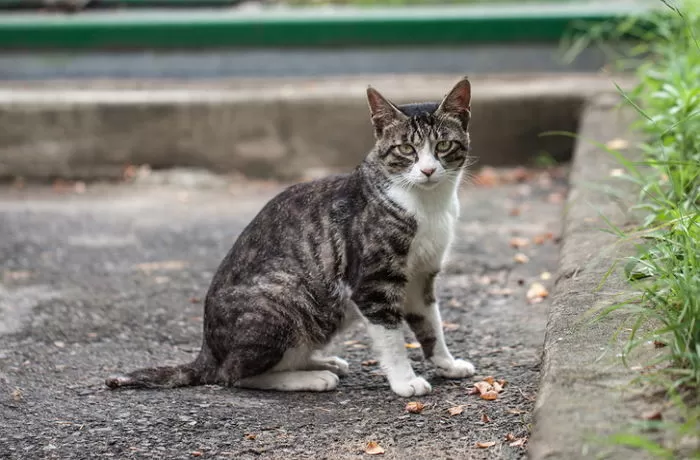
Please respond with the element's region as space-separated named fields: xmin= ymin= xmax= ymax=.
xmin=565 ymin=0 xmax=699 ymax=457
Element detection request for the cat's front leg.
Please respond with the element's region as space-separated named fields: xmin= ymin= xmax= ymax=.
xmin=354 ymin=283 xmax=431 ymax=397
xmin=405 ymin=272 xmax=475 ymax=379
xmin=366 ymin=322 xmax=432 ymax=397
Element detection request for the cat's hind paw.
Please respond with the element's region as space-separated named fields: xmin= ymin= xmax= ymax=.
xmin=435 ymin=359 xmax=475 ymax=379
xmin=390 ymin=376 xmax=432 ymax=397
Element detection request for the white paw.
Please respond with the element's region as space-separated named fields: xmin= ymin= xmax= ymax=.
xmin=303 ymin=370 xmax=340 ymax=392
xmin=435 ymin=359 xmax=475 ymax=379
xmin=390 ymin=376 xmax=432 ymax=397
xmin=329 ymin=357 xmax=350 ymax=377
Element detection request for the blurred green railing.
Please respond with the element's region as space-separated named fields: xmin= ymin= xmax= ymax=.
xmin=0 ymin=3 xmax=651 ymax=49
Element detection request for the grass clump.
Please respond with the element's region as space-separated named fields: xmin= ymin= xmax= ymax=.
xmin=572 ymin=0 xmax=699 ymax=457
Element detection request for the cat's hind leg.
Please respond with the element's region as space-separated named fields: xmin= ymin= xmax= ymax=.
xmin=237 ymin=370 xmax=339 ymax=392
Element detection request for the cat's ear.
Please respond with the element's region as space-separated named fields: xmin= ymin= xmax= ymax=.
xmin=436 ymin=77 xmax=471 ymax=130
xmin=366 ymin=86 xmax=406 ymax=137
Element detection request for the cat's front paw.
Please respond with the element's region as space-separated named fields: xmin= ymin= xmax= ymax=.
xmin=390 ymin=376 xmax=432 ymax=397
xmin=435 ymin=359 xmax=475 ymax=379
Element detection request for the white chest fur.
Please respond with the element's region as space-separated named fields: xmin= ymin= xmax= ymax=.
xmin=387 ymin=181 xmax=460 ymax=275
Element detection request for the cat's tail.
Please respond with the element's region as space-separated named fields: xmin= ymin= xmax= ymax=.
xmin=105 ymin=353 xmax=212 ymax=390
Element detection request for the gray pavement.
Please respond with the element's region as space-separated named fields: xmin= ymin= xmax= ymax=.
xmin=0 ymin=167 xmax=566 ymax=459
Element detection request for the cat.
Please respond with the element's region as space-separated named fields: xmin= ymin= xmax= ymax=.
xmin=106 ymin=77 xmax=475 ymax=397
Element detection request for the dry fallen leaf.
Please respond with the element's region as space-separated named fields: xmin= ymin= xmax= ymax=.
xmin=467 ymin=387 xmax=480 ymax=395
xmin=641 ymin=410 xmax=663 ymax=421
xmin=5 ymin=270 xmax=31 ymax=281
xmin=497 ymin=379 xmax=507 ymax=388
xmin=526 ymin=282 xmax=549 ymax=304
xmin=473 ymin=167 xmax=499 ymax=187
xmin=442 ymin=321 xmax=460 ymax=331
xmin=509 ymin=237 xmax=529 ymax=249
xmin=404 ymin=342 xmax=422 ymax=349
xmin=473 ymin=381 xmax=491 ymax=395
xmin=505 ymin=433 xmax=516 ymax=442
xmin=405 ymin=401 xmax=425 ymax=414
xmin=652 ymin=340 xmax=667 ymax=349
xmin=134 ymin=260 xmax=187 ymax=272
xmin=361 ymin=359 xmax=378 ymax=366
xmin=493 ymin=382 xmax=504 ymax=393
xmin=11 ymin=388 xmax=23 ymax=401
xmin=484 ymin=376 xmax=495 ymax=385
xmin=481 ymin=390 xmax=499 ymax=401
xmin=481 ymin=412 xmax=491 ymax=423
xmin=605 ymin=138 xmax=629 ymax=150
xmin=510 ymin=438 xmax=527 ymax=447
xmin=365 ymin=441 xmax=385 ymax=455
xmin=244 ymin=433 xmax=257 ymax=440
xmin=191 ymin=452 xmax=203 ymax=457
xmin=448 ymin=405 xmax=464 ymax=416
xmin=476 ymin=441 xmax=496 ymax=449
xmin=513 ymin=253 xmax=529 ymax=264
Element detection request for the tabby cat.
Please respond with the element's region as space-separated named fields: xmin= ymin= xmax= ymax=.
xmin=106 ymin=77 xmax=475 ymax=397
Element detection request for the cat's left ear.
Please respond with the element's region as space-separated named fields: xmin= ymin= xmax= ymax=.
xmin=436 ymin=77 xmax=471 ymax=130
xmin=367 ymin=86 xmax=407 ymax=138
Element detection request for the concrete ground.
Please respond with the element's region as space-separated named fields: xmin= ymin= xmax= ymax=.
xmin=0 ymin=166 xmax=567 ymax=459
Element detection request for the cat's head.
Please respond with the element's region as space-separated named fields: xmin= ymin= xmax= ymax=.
xmin=366 ymin=77 xmax=471 ymax=189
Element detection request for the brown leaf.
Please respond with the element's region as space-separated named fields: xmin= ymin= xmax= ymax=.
xmin=473 ymin=381 xmax=491 ymax=395
xmin=509 ymin=237 xmax=529 ymax=249
xmin=509 ymin=208 xmax=521 ymax=217
xmin=526 ymin=282 xmax=549 ymax=303
xmin=442 ymin=321 xmax=460 ymax=331
xmin=505 ymin=433 xmax=516 ymax=442
xmin=481 ymin=412 xmax=491 ymax=423
xmin=361 ymin=359 xmax=378 ymax=366
xmin=191 ymin=452 xmax=203 ymax=457
xmin=404 ymin=342 xmax=421 ymax=349
xmin=509 ymin=438 xmax=527 ymax=447
xmin=653 ymin=340 xmax=666 ymax=349
xmin=492 ymin=382 xmax=504 ymax=393
xmin=405 ymin=401 xmax=425 ymax=414
xmin=497 ymin=379 xmax=507 ymax=388
xmin=641 ymin=410 xmax=663 ymax=421
xmin=467 ymin=387 xmax=480 ymax=395
xmin=448 ymin=405 xmax=464 ymax=416
xmin=5 ymin=270 xmax=31 ymax=281
xmin=473 ymin=167 xmax=499 ymax=187
xmin=134 ymin=260 xmax=187 ymax=272
xmin=190 ymin=297 xmax=201 ymax=304
xmin=244 ymin=433 xmax=257 ymax=440
xmin=476 ymin=441 xmax=496 ymax=449
xmin=365 ymin=441 xmax=385 ymax=455
xmin=480 ymin=390 xmax=499 ymax=401
xmin=484 ymin=376 xmax=495 ymax=385
xmin=513 ymin=253 xmax=529 ymax=264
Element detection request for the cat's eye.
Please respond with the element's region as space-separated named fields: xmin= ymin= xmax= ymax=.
xmin=435 ymin=140 xmax=453 ymax=153
xmin=396 ymin=144 xmax=415 ymax=155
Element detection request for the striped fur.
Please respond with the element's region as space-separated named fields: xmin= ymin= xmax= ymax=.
xmin=106 ymin=77 xmax=475 ymax=397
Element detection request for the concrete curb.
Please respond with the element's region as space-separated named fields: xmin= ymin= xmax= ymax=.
xmin=0 ymin=74 xmax=630 ymax=181
xmin=528 ymin=95 xmax=654 ymax=459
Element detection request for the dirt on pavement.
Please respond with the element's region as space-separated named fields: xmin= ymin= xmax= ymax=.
xmin=0 ymin=167 xmax=567 ymax=459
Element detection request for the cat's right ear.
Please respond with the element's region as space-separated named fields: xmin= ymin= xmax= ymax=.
xmin=366 ymin=86 xmax=406 ymax=138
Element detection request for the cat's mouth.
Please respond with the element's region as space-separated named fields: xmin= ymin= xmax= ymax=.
xmin=413 ymin=178 xmax=442 ymax=190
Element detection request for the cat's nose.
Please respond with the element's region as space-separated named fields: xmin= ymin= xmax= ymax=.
xmin=421 ymin=167 xmax=436 ymax=177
